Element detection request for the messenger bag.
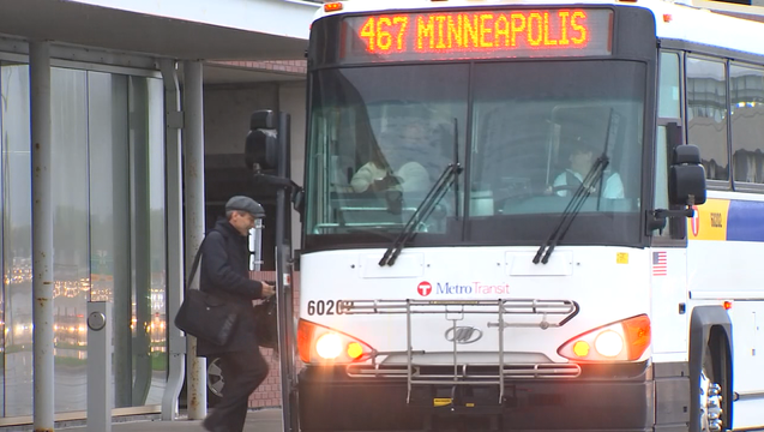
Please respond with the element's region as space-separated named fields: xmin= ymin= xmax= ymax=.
xmin=174 ymin=237 xmax=239 ymax=346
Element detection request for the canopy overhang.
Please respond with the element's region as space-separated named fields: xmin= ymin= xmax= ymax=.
xmin=0 ymin=0 xmax=319 ymax=60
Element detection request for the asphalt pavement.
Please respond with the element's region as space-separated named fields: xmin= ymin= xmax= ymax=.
xmin=58 ymin=408 xmax=282 ymax=432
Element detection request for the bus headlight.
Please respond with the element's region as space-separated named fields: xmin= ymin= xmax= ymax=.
xmin=316 ymin=333 xmax=343 ymax=359
xmin=557 ymin=314 xmax=650 ymax=362
xmin=594 ymin=330 xmax=624 ymax=358
xmin=298 ymin=319 xmax=375 ymax=364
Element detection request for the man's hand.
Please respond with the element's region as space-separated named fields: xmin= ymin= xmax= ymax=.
xmin=261 ymin=281 xmax=276 ymax=297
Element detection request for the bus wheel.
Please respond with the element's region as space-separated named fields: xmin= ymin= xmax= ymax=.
xmin=699 ymin=346 xmax=723 ymax=432
xmin=207 ymin=357 xmax=225 ymax=407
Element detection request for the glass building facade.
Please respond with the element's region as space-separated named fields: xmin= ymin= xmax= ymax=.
xmin=0 ymin=62 xmax=167 ymax=418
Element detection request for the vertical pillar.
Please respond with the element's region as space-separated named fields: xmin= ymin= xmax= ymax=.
xmin=160 ymin=59 xmax=186 ymax=421
xmin=111 ymin=77 xmax=132 ymax=409
xmin=130 ymin=77 xmax=152 ymax=406
xmin=87 ymin=301 xmax=113 ymax=432
xmin=276 ymin=113 xmax=298 ymax=432
xmin=30 ymin=40 xmax=54 ymax=432
xmin=183 ymin=60 xmax=207 ymax=420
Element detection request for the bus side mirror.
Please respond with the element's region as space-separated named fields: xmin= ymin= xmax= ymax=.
xmin=245 ymin=110 xmax=280 ymax=172
xmin=668 ymin=144 xmax=706 ymax=207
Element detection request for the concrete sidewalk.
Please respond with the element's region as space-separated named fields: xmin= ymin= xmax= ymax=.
xmin=60 ymin=408 xmax=283 ymax=432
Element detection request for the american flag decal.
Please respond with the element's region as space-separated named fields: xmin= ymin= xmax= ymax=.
xmin=652 ymin=251 xmax=667 ymax=276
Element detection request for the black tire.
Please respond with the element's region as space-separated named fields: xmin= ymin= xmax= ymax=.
xmin=696 ymin=342 xmax=724 ymax=432
xmin=710 ymin=334 xmax=733 ymax=431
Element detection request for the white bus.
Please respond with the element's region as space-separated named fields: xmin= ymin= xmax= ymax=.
xmin=248 ymin=0 xmax=764 ymax=431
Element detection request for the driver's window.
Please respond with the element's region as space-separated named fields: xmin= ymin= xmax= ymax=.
xmin=469 ymin=61 xmax=644 ymax=217
xmin=470 ymin=101 xmax=639 ymax=216
xmin=654 ymin=51 xmax=685 ymax=240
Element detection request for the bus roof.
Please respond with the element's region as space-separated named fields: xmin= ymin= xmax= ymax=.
xmin=313 ymin=0 xmax=764 ymax=59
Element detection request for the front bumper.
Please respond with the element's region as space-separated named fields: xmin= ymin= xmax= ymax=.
xmin=298 ymin=362 xmax=655 ymax=432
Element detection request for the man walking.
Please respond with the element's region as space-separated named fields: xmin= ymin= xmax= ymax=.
xmin=200 ymin=196 xmax=275 ymax=432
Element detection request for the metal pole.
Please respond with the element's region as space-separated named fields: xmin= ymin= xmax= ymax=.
xmin=253 ymin=218 xmax=263 ymax=271
xmin=276 ymin=112 xmax=297 ymax=432
xmin=183 ymin=60 xmax=207 ymax=420
xmin=160 ymin=59 xmax=186 ymax=421
xmin=30 ymin=40 xmax=54 ymax=432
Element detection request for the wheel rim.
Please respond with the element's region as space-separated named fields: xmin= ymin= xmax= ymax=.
xmin=207 ymin=358 xmax=225 ymax=397
xmin=699 ymin=366 xmax=723 ymax=432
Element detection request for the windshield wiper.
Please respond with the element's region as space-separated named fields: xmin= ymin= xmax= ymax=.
xmin=532 ymin=154 xmax=609 ymax=265
xmin=534 ymin=108 xmax=619 ymax=265
xmin=379 ymin=162 xmax=463 ymax=266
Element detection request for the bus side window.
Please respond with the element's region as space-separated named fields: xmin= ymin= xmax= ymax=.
xmin=730 ymin=63 xmax=764 ymax=185
xmin=686 ymin=56 xmax=729 ymax=182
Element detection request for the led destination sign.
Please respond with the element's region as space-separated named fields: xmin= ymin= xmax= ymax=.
xmin=340 ymin=9 xmax=613 ymax=63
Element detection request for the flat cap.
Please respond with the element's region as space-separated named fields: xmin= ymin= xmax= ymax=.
xmin=225 ymin=195 xmax=265 ymax=218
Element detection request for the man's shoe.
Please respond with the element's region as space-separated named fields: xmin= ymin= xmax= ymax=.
xmin=202 ymin=416 xmax=228 ymax=432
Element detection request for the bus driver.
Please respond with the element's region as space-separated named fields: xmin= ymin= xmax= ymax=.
xmin=551 ymin=139 xmax=624 ymax=199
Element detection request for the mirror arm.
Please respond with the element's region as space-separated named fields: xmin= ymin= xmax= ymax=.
xmin=253 ymin=172 xmax=305 ymax=215
xmin=646 ymin=206 xmax=694 ymax=234
xmin=253 ymin=172 xmax=299 ymax=189
xmin=654 ymin=207 xmax=694 ymax=219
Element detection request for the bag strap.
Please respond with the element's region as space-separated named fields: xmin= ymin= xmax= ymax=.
xmin=186 ymin=235 xmax=210 ymax=292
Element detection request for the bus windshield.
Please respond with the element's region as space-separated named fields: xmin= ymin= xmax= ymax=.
xmin=304 ymin=60 xmax=646 ymax=250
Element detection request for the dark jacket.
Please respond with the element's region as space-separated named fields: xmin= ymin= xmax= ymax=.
xmin=197 ymin=218 xmax=264 ymax=357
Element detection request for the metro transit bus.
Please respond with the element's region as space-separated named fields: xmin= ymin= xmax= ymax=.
xmin=247 ymin=0 xmax=764 ymax=431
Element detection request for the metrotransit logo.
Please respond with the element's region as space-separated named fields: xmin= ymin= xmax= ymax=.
xmin=417 ymin=281 xmax=432 ymax=296
xmin=416 ymin=281 xmax=509 ymax=296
